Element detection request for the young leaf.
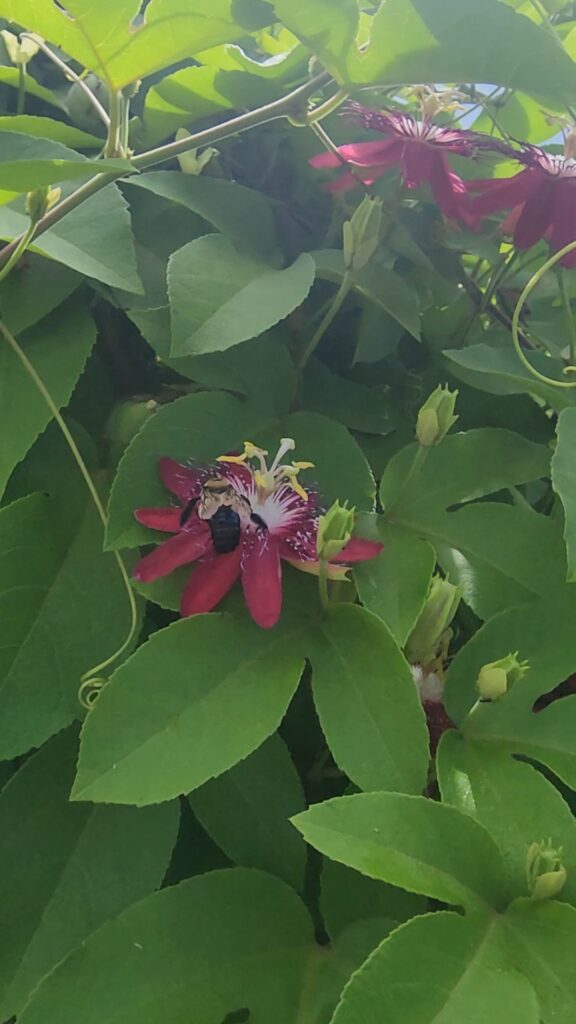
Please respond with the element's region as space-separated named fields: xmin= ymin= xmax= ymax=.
xmin=0 ymin=728 xmax=178 ymax=1021
xmin=0 ymin=294 xmax=95 ymax=497
xmin=354 ymin=525 xmax=435 ymax=646
xmin=18 ymin=868 xmax=315 ymax=1024
xmin=309 ymin=605 xmax=429 ymax=795
xmin=292 ymin=792 xmax=509 ymax=912
xmin=438 ymin=733 xmax=576 ymax=905
xmin=552 ymin=407 xmax=576 ymax=581
xmin=331 ymin=911 xmax=539 ymax=1024
xmin=189 ymin=734 xmax=307 ymax=890
xmin=168 ymin=234 xmax=315 ymax=356
xmin=105 ymin=391 xmax=270 ymax=549
xmin=72 ymin=614 xmax=307 ymax=806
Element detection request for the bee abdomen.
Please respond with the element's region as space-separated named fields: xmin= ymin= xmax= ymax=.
xmin=209 ymin=506 xmax=241 ymax=554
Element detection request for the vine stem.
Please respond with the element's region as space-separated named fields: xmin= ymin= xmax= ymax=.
xmin=511 ymin=240 xmax=576 ymax=389
xmin=297 ymin=270 xmax=354 ymax=369
xmin=0 ymin=69 xmax=332 ymax=270
xmin=17 ymin=63 xmax=25 ymax=115
xmin=558 ymin=266 xmax=576 ymax=366
xmin=0 ymin=318 xmax=139 ymax=703
xmin=21 ymin=34 xmax=111 ymax=129
xmin=0 ymin=220 xmax=35 ymax=285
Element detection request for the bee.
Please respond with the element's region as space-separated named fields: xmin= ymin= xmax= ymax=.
xmin=180 ymin=476 xmax=266 ymax=554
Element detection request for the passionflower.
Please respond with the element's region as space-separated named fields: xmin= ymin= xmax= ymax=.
xmin=309 ymin=103 xmax=479 ymax=222
xmin=467 ymin=143 xmax=576 ymax=267
xmin=133 ymin=438 xmax=382 ymax=629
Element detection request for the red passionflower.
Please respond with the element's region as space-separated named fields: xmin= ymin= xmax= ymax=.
xmin=133 ymin=438 xmax=382 ymax=629
xmin=309 ymin=104 xmax=479 ymax=222
xmin=467 ymin=144 xmax=576 ymax=267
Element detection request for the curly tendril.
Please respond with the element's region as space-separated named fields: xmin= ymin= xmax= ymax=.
xmin=511 ymin=240 xmax=576 ymax=389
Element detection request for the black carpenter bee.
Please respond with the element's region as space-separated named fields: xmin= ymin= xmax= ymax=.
xmin=180 ymin=476 xmax=266 ymax=554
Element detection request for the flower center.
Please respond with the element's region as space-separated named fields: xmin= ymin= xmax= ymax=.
xmin=217 ymin=438 xmax=314 ymax=502
xmin=538 ymin=152 xmax=576 ymax=178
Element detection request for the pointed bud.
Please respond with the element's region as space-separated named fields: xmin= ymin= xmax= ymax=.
xmin=25 ymin=185 xmax=61 ymax=224
xmin=343 ymin=196 xmax=383 ymax=272
xmin=405 ymin=576 xmax=463 ymax=666
xmin=416 ymin=385 xmax=458 ymax=447
xmin=317 ymin=500 xmax=356 ymax=561
xmin=476 ymin=651 xmax=529 ymax=701
xmin=526 ymin=840 xmax=567 ymax=900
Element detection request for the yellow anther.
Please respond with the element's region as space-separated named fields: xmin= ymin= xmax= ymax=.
xmin=216 ymin=453 xmax=247 ymax=464
xmin=288 ymin=477 xmax=308 ymax=502
xmin=243 ymin=441 xmax=268 ymax=458
xmin=292 ymin=461 xmax=315 ymax=470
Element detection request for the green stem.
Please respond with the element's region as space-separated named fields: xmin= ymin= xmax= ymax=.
xmin=511 ymin=241 xmax=576 ymax=389
xmin=21 ymin=34 xmax=110 ymax=129
xmin=384 ymin=444 xmax=430 ymax=521
xmin=318 ymin=559 xmax=330 ymax=611
xmin=16 ymin=63 xmax=25 ymax=116
xmin=0 ymin=220 xmax=35 ymax=285
xmin=0 ymin=318 xmax=139 ymax=704
xmin=305 ymin=88 xmax=349 ymax=124
xmin=0 ymin=70 xmax=333 ymax=270
xmin=558 ymin=266 xmax=576 ymax=365
xmin=104 ymin=90 xmax=123 ymax=157
xmin=297 ymin=271 xmax=354 ymax=370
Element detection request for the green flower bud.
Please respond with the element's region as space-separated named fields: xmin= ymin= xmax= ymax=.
xmin=343 ymin=196 xmax=383 ymax=272
xmin=25 ymin=185 xmax=61 ymax=224
xmin=476 ymin=651 xmax=529 ymax=701
xmin=415 ymin=385 xmax=458 ymax=447
xmin=526 ymin=840 xmax=567 ymax=900
xmin=405 ymin=575 xmax=463 ymax=666
xmin=105 ymin=398 xmax=157 ymax=457
xmin=0 ymin=30 xmax=40 ymax=66
xmin=317 ymin=500 xmax=355 ymax=561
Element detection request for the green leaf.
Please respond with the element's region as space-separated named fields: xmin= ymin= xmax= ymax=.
xmin=380 ymin=429 xmax=551 ymax=521
xmin=105 ymin=391 xmax=270 ymax=549
xmin=0 ymin=133 xmax=131 ymax=193
xmin=313 ymin=249 xmax=421 ymax=340
xmin=0 ymin=66 xmax=61 ymax=108
xmin=443 ymin=342 xmax=576 ymax=413
xmin=0 ymin=0 xmax=274 ymax=89
xmin=272 ymin=0 xmax=360 ymax=80
xmin=354 ymin=524 xmax=435 ymax=646
xmin=552 ymin=407 xmax=576 ymax=582
xmin=72 ymin=614 xmax=307 ymax=805
xmin=438 ymin=733 xmax=576 ymax=906
xmin=497 ymin=899 xmax=576 ymax=1024
xmin=19 ymin=868 xmax=315 ymax=1024
xmin=0 ymin=728 xmax=178 ymax=1021
xmin=331 ymin=911 xmax=539 ymax=1024
xmin=168 ymin=235 xmax=315 ymax=356
xmin=0 ymin=295 xmax=95 ymax=498
xmin=0 ymin=115 xmax=103 ymax=148
xmin=347 ymin=0 xmax=576 ymax=103
xmin=189 ymin=734 xmax=307 ymax=890
xmin=321 ymin=859 xmax=427 ymax=939
xmin=309 ymin=605 xmax=429 ymax=794
xmin=126 ymin=172 xmax=279 ymax=261
xmin=0 ymin=491 xmax=138 ymax=760
xmin=0 ymin=184 xmax=142 ymax=292
xmin=302 ymin=360 xmax=392 ymax=435
xmin=443 ymin=591 xmax=576 ymax=790
xmin=292 ymin=792 xmax=509 ymax=912
xmin=0 ymin=253 xmax=81 ymax=335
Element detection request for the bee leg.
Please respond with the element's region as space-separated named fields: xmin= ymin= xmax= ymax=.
xmin=250 ymin=512 xmax=268 ymax=531
xmin=180 ymin=496 xmax=199 ymax=527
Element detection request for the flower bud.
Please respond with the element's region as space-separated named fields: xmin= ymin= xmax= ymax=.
xmin=317 ymin=500 xmax=355 ymax=561
xmin=476 ymin=651 xmax=529 ymax=701
xmin=343 ymin=196 xmax=383 ymax=272
xmin=25 ymin=185 xmax=61 ymax=224
xmin=415 ymin=385 xmax=458 ymax=446
xmin=526 ymin=840 xmax=567 ymax=900
xmin=405 ymin=576 xmax=462 ymax=667
xmin=1 ymin=30 xmax=40 ymax=66
xmin=105 ymin=398 xmax=157 ymax=457
xmin=175 ymin=130 xmax=218 ymax=175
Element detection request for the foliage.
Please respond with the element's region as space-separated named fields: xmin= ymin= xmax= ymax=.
xmin=2 ymin=1 xmax=576 ymax=1021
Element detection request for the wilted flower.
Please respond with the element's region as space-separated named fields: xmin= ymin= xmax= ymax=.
xmin=133 ymin=439 xmax=382 ymax=629
xmin=467 ymin=142 xmax=576 ymax=267
xmin=309 ymin=104 xmax=479 ymax=222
